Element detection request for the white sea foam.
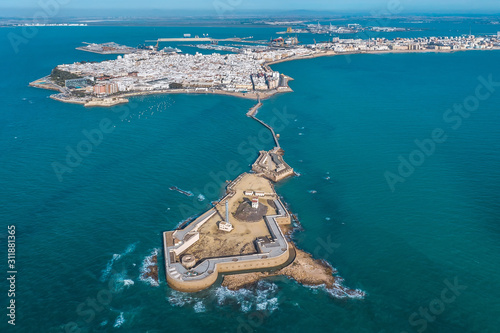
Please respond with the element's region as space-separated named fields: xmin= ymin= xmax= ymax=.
xmin=100 ymin=254 xmax=121 ymax=282
xmin=168 ymin=290 xmax=195 ymax=307
xmin=167 ymin=281 xmax=280 ymax=313
xmin=257 ymin=297 xmax=278 ymax=312
xmin=108 ymin=271 xmax=134 ymax=293
xmin=113 ymin=312 xmax=125 ymax=328
xmin=214 ymin=280 xmax=279 ymax=313
xmin=139 ymin=248 xmax=160 ymax=287
xmin=305 ymin=283 xmax=366 ymax=299
xmin=240 ymin=301 xmax=252 ymax=313
xmin=194 ymin=301 xmax=206 ymax=313
xmin=123 ymin=279 xmax=134 ymax=287
xmin=214 ymin=286 xmax=252 ymax=307
xmin=100 ymin=242 xmax=138 ymax=282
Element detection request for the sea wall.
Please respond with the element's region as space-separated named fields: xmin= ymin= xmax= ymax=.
xmin=166 ymin=246 xmax=292 ymax=292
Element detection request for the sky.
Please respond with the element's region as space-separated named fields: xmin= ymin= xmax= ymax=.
xmin=1 ymin=0 xmax=499 ymax=16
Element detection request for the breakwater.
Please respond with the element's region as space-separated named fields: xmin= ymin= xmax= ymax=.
xmin=246 ymin=100 xmax=280 ymax=148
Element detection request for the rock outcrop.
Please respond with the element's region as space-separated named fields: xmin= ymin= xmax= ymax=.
xmin=222 ymin=247 xmax=365 ymax=298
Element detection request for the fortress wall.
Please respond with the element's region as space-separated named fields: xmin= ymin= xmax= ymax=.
xmin=217 ymin=248 xmax=291 ymax=273
xmin=166 ymin=268 xmax=219 ymax=293
xmin=166 ymin=248 xmax=292 ymax=292
xmin=172 ymin=232 xmax=200 ymax=256
xmin=275 ymin=216 xmax=291 ymax=225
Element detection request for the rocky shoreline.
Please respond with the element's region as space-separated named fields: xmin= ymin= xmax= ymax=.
xmin=222 ymin=247 xmax=365 ymax=298
xmin=140 ymin=252 xmax=159 ymax=286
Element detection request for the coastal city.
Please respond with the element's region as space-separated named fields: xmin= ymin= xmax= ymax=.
xmin=275 ymin=22 xmax=412 ymax=34
xmin=31 ymin=33 xmax=500 ymax=106
xmin=2 ymin=0 xmax=500 ymax=327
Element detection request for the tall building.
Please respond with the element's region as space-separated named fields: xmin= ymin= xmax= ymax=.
xmin=94 ymin=82 xmax=118 ymax=95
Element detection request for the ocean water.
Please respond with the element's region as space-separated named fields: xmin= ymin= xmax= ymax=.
xmin=1 ymin=23 xmax=500 ymax=333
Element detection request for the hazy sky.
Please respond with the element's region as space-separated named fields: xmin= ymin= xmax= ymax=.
xmin=2 ymin=0 xmax=500 ymax=15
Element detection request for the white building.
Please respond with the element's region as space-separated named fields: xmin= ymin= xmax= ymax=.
xmin=218 ymin=221 xmax=234 ymax=232
xmin=252 ymin=197 xmax=259 ymax=209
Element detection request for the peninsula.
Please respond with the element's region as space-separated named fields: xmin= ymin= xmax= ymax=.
xmin=30 ymin=34 xmax=500 ymax=107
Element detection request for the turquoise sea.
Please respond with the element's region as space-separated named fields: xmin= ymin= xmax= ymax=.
xmin=1 ymin=22 xmax=500 ymax=332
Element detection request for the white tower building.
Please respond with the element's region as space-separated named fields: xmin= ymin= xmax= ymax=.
xmin=252 ymin=197 xmax=259 ymax=209
xmin=218 ymin=200 xmax=233 ymax=232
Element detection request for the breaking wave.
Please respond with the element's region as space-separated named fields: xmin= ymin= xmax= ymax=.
xmin=214 ymin=280 xmax=280 ymax=313
xmin=168 ymin=290 xmax=197 ymax=307
xmin=113 ymin=312 xmax=125 ymax=328
xmin=167 ymin=280 xmax=280 ymax=313
xmin=139 ymin=248 xmax=160 ymax=287
xmin=100 ymin=242 xmax=138 ymax=282
xmin=194 ymin=301 xmax=206 ymax=313
xmin=304 ymin=282 xmax=366 ymax=300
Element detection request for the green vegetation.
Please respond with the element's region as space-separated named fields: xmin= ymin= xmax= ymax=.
xmin=50 ymin=67 xmax=82 ymax=87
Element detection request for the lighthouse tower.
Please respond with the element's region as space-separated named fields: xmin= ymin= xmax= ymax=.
xmin=218 ymin=200 xmax=234 ymax=232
